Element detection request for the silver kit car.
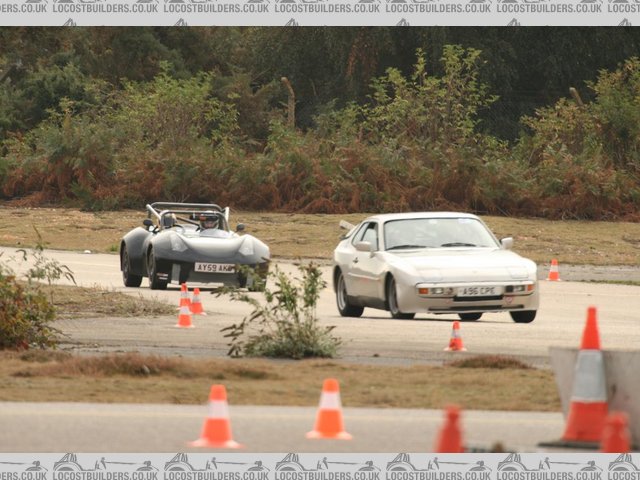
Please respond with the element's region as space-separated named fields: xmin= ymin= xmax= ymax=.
xmin=120 ymin=202 xmax=270 ymax=290
xmin=333 ymin=212 xmax=539 ymax=323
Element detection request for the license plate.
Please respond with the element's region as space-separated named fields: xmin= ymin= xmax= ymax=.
xmin=194 ymin=263 xmax=235 ymax=273
xmin=457 ymin=286 xmax=501 ymax=297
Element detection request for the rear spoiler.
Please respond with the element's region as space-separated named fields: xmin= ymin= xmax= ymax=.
xmin=339 ymin=220 xmax=355 ymax=231
xmin=339 ymin=220 xmax=357 ymax=240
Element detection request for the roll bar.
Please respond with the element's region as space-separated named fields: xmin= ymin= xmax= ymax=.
xmin=146 ymin=202 xmax=230 ymax=223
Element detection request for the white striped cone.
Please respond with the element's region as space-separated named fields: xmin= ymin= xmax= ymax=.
xmin=177 ymin=283 xmax=191 ymax=310
xmin=547 ymin=259 xmax=560 ymax=281
xmin=190 ymin=385 xmax=242 ymax=448
xmin=175 ymin=304 xmax=194 ymax=328
xmin=190 ymin=288 xmax=206 ymax=315
xmin=562 ymin=306 xmax=607 ymax=442
xmin=306 ymin=378 xmax=352 ymax=440
xmin=444 ymin=321 xmax=466 ymax=351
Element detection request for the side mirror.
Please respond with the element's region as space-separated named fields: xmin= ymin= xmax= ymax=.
xmin=501 ymin=237 xmax=514 ymax=250
xmin=236 ymin=223 xmax=246 ymax=232
xmin=355 ymin=241 xmax=373 ymax=253
xmin=143 ymin=219 xmax=153 ymax=228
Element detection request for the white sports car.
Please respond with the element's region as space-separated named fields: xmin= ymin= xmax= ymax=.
xmin=333 ymin=212 xmax=539 ymax=323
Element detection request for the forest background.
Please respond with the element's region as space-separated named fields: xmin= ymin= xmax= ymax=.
xmin=1 ymin=27 xmax=640 ymax=220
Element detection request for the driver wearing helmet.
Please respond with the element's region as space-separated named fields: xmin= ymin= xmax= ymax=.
xmin=199 ymin=212 xmax=219 ymax=230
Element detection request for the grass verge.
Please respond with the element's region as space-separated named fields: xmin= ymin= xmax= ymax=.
xmin=0 ymin=352 xmax=560 ymax=411
xmin=2 ymin=206 xmax=640 ymax=265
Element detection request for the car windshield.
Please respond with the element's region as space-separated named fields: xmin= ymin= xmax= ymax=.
xmin=384 ymin=217 xmax=500 ymax=250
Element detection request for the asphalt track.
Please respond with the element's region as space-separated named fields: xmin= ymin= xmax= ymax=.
xmin=1 ymin=247 xmax=639 ymax=452
xmin=1 ymin=247 xmax=640 ymax=366
xmin=0 ymin=402 xmax=567 ymax=453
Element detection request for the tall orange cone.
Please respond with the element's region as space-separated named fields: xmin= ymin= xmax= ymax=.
xmin=444 ymin=321 xmax=467 ymax=351
xmin=190 ymin=385 xmax=243 ymax=448
xmin=600 ymin=412 xmax=631 ymax=453
xmin=306 ymin=378 xmax=352 ymax=440
xmin=177 ymin=283 xmax=191 ymax=310
xmin=175 ymin=304 xmax=194 ymax=328
xmin=547 ymin=259 xmax=561 ymax=281
xmin=434 ymin=405 xmax=464 ymax=453
xmin=190 ymin=287 xmax=206 ymax=315
xmin=561 ymin=306 xmax=607 ymax=443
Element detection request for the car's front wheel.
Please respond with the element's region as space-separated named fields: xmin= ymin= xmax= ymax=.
xmin=459 ymin=313 xmax=482 ymax=321
xmin=147 ymin=249 xmax=168 ymax=290
xmin=386 ymin=276 xmax=415 ymax=320
xmin=510 ymin=310 xmax=536 ymax=323
xmin=336 ymin=270 xmax=364 ymax=317
xmin=121 ymin=245 xmax=142 ymax=288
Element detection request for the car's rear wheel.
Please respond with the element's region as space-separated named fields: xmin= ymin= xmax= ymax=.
xmin=386 ymin=276 xmax=415 ymax=320
xmin=459 ymin=312 xmax=482 ymax=321
xmin=336 ymin=270 xmax=364 ymax=317
xmin=147 ymin=249 xmax=168 ymax=290
xmin=510 ymin=310 xmax=536 ymax=323
xmin=121 ymin=246 xmax=142 ymax=288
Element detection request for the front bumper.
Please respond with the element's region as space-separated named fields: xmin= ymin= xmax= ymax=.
xmin=396 ymin=280 xmax=539 ymax=314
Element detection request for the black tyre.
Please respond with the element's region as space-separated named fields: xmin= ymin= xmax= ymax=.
xmin=147 ymin=249 xmax=168 ymax=290
xmin=335 ymin=270 xmax=364 ymax=317
xmin=386 ymin=276 xmax=415 ymax=320
xmin=121 ymin=246 xmax=143 ymax=288
xmin=459 ymin=312 xmax=482 ymax=321
xmin=510 ymin=310 xmax=536 ymax=323
xmin=178 ymin=267 xmax=189 ymax=285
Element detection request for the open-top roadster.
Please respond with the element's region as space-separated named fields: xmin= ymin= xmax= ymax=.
xmin=120 ymin=202 xmax=270 ymax=290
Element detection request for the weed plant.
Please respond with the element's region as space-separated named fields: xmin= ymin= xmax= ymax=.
xmin=221 ymin=263 xmax=341 ymax=359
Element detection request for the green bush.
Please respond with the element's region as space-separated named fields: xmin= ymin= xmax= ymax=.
xmin=0 ymin=233 xmax=75 ymax=350
xmin=0 ymin=271 xmax=58 ymax=350
xmin=221 ymin=263 xmax=340 ymax=359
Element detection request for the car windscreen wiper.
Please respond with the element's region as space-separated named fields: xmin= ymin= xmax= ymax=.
xmin=440 ymin=242 xmax=477 ymax=247
xmin=386 ymin=244 xmax=427 ymax=250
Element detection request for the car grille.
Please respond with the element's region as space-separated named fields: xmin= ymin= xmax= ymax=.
xmin=432 ymin=305 xmax=524 ymax=312
xmin=453 ymin=295 xmax=503 ymax=302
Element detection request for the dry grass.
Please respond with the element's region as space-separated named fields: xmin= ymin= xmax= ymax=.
xmin=1 ymin=205 xmax=639 ymax=265
xmin=41 ymin=283 xmax=175 ymax=318
xmin=445 ymin=355 xmax=532 ymax=370
xmin=0 ymin=351 xmax=560 ymax=411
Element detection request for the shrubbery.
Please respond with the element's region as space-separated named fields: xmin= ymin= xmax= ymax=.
xmin=3 ymin=48 xmax=640 ymax=220
xmin=0 ymin=268 xmax=57 ymax=350
xmin=0 ymin=237 xmax=73 ymax=350
xmin=221 ymin=263 xmax=340 ymax=359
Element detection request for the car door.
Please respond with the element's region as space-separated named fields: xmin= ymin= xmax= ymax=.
xmin=347 ymin=222 xmax=385 ymax=300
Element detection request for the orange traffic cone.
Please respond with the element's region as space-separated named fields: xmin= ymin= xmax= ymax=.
xmin=175 ymin=304 xmax=194 ymax=328
xmin=547 ymin=259 xmax=561 ymax=281
xmin=190 ymin=385 xmax=243 ymax=449
xmin=177 ymin=283 xmax=191 ymax=310
xmin=190 ymin=287 xmax=206 ymax=315
xmin=561 ymin=306 xmax=608 ymax=443
xmin=434 ymin=405 xmax=464 ymax=453
xmin=306 ymin=378 xmax=352 ymax=440
xmin=444 ymin=321 xmax=467 ymax=351
xmin=600 ymin=412 xmax=631 ymax=453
